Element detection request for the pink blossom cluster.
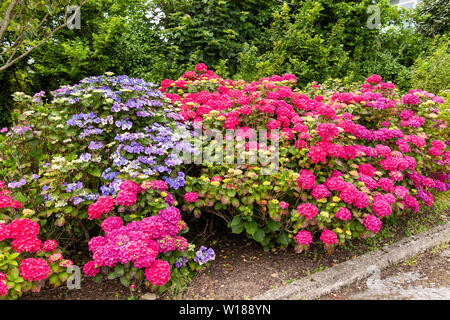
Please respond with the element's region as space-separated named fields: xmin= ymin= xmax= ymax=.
xmin=297 ymin=203 xmax=318 ymax=220
xmin=142 ymin=180 xmax=168 ymax=191
xmin=19 ymin=258 xmax=51 ymax=282
xmin=335 ymin=207 xmax=352 ymax=220
xmin=85 ymin=208 xmax=188 ymax=287
xmin=363 ymin=215 xmax=382 ymax=233
xmin=320 ymin=230 xmax=338 ymax=245
xmin=160 ymin=66 xmax=449 ymax=251
xmin=297 ymin=170 xmax=316 ymax=190
xmin=295 ymin=230 xmax=313 ymax=246
xmin=0 ymin=181 xmax=22 ymax=209
xmin=184 ymin=192 xmax=199 ymax=204
xmin=88 ymin=196 xmax=115 ymax=220
xmin=0 ymin=272 xmax=7 ymax=296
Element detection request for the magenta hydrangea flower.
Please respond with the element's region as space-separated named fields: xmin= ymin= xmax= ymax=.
xmin=311 ymin=184 xmax=330 ymax=200
xmin=363 ymin=215 xmax=382 ymax=233
xmin=101 ymin=216 xmax=124 ymax=233
xmin=145 ymin=259 xmax=171 ymax=286
xmin=0 ymin=223 xmax=10 ymax=241
xmin=320 ymin=230 xmax=337 ymax=245
xmin=42 ymin=240 xmax=58 ymax=253
xmin=297 ymin=203 xmax=318 ymax=220
xmin=335 ymin=207 xmax=351 ymax=221
xmin=8 ymin=218 xmax=39 ymax=239
xmin=83 ymin=261 xmax=100 ymax=277
xmin=402 ymin=93 xmax=420 ymax=105
xmin=295 ymin=230 xmax=313 ymax=246
xmin=296 ymin=169 xmax=316 ymax=190
xmin=19 ymin=258 xmax=51 ymax=282
xmin=11 ymin=237 xmax=41 ymax=253
xmin=371 ymin=200 xmax=392 ymax=218
xmin=278 ymin=201 xmax=289 ymax=209
xmin=184 ymin=192 xmax=199 ymax=204
xmin=115 ymin=190 xmax=137 ymax=207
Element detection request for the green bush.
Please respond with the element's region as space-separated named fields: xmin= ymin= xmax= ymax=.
xmin=410 ymin=34 xmax=450 ymax=93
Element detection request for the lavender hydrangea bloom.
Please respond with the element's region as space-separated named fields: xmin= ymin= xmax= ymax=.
xmin=65 ymin=182 xmax=83 ymax=193
xmin=88 ymin=141 xmax=103 ymax=150
xmin=194 ymin=247 xmax=216 ymax=265
xmin=175 ymin=257 xmax=188 ymax=269
xmin=79 ymin=153 xmax=92 ymax=162
xmin=8 ymin=179 xmax=27 ymax=188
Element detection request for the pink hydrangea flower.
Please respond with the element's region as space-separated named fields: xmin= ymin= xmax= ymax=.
xmin=335 ymin=207 xmax=351 ymax=221
xmin=101 ymin=216 xmax=123 ymax=233
xmin=142 ymin=180 xmax=168 ymax=191
xmin=363 ymin=215 xmax=382 ymax=233
xmin=8 ymin=218 xmax=39 ymax=239
xmin=297 ymin=203 xmax=318 ymax=220
xmin=19 ymin=258 xmax=51 ymax=282
xmin=184 ymin=192 xmax=199 ymax=204
xmin=278 ymin=201 xmax=289 ymax=209
xmin=88 ymin=196 xmax=116 ymax=220
xmin=320 ymin=230 xmax=337 ymax=245
xmin=42 ymin=240 xmax=58 ymax=253
xmin=371 ymin=200 xmax=392 ymax=218
xmin=115 ymin=191 xmax=137 ymax=207
xmin=11 ymin=237 xmax=41 ymax=253
xmin=120 ymin=180 xmax=142 ymax=194
xmin=145 ymin=260 xmax=171 ymax=286
xmin=83 ymin=261 xmax=100 ymax=277
xmin=311 ymin=184 xmax=330 ymax=200
xmin=0 ymin=223 xmax=10 ymax=241
xmin=295 ymin=231 xmax=313 ymax=246
xmin=296 ymin=169 xmax=316 ymax=190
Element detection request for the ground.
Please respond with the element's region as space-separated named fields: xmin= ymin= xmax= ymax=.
xmin=320 ymin=243 xmax=450 ymax=300
xmin=20 ymin=195 xmax=449 ymax=300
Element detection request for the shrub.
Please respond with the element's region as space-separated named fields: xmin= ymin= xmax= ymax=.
xmin=410 ymin=34 xmax=450 ymax=94
xmin=1 ymin=182 xmax=71 ymax=299
xmin=0 ymin=74 xmax=192 ymax=239
xmin=0 ymin=74 xmax=213 ymax=297
xmin=162 ymin=65 xmax=449 ymax=253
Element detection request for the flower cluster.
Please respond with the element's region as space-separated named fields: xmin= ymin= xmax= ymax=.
xmin=193 ymin=246 xmax=216 ymax=265
xmin=84 ymin=209 xmax=193 ymax=287
xmin=167 ymin=66 xmax=448 ymax=252
xmin=1 ymin=73 xmax=197 ymax=236
xmin=0 ymin=211 xmax=70 ymax=298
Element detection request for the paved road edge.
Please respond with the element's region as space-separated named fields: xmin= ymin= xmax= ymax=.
xmin=252 ymin=221 xmax=450 ymax=300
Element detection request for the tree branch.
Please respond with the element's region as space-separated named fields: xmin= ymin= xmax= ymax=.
xmin=0 ymin=0 xmax=89 ymax=72
xmin=0 ymin=0 xmax=19 ymax=45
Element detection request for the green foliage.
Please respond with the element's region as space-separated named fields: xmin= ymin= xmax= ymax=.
xmin=410 ymin=34 xmax=450 ymax=93
xmin=414 ymin=0 xmax=450 ymax=37
xmin=153 ymin=0 xmax=277 ymax=75
xmin=235 ymin=0 xmax=424 ymax=88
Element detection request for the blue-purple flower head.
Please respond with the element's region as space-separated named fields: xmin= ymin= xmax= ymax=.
xmin=65 ymin=181 xmax=83 ymax=193
xmin=88 ymin=141 xmax=103 ymax=150
xmin=79 ymin=153 xmax=92 ymax=162
xmin=8 ymin=178 xmax=27 ymax=189
xmin=175 ymin=257 xmax=188 ymax=269
xmin=194 ymin=246 xmax=215 ymax=265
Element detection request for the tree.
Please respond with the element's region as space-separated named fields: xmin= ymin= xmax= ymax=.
xmin=414 ymin=0 xmax=450 ymax=37
xmin=0 ymin=0 xmax=89 ymax=72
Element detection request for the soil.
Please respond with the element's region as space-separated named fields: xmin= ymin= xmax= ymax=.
xmin=19 ymin=203 xmax=449 ymax=300
xmin=21 ymin=277 xmax=133 ymax=300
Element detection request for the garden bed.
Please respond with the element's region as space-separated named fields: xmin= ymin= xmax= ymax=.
xmin=21 ymin=192 xmax=449 ymax=300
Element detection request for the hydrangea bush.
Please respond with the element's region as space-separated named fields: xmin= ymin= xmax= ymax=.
xmin=162 ymin=64 xmax=449 ymax=253
xmin=0 ymin=74 xmax=194 ymax=234
xmin=1 ymin=181 xmax=71 ymax=299
xmin=0 ymin=74 xmax=213 ymax=298
xmin=83 ymin=180 xmax=213 ymax=294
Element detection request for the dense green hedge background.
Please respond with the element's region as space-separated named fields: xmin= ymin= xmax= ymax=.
xmin=0 ymin=0 xmax=449 ymax=127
